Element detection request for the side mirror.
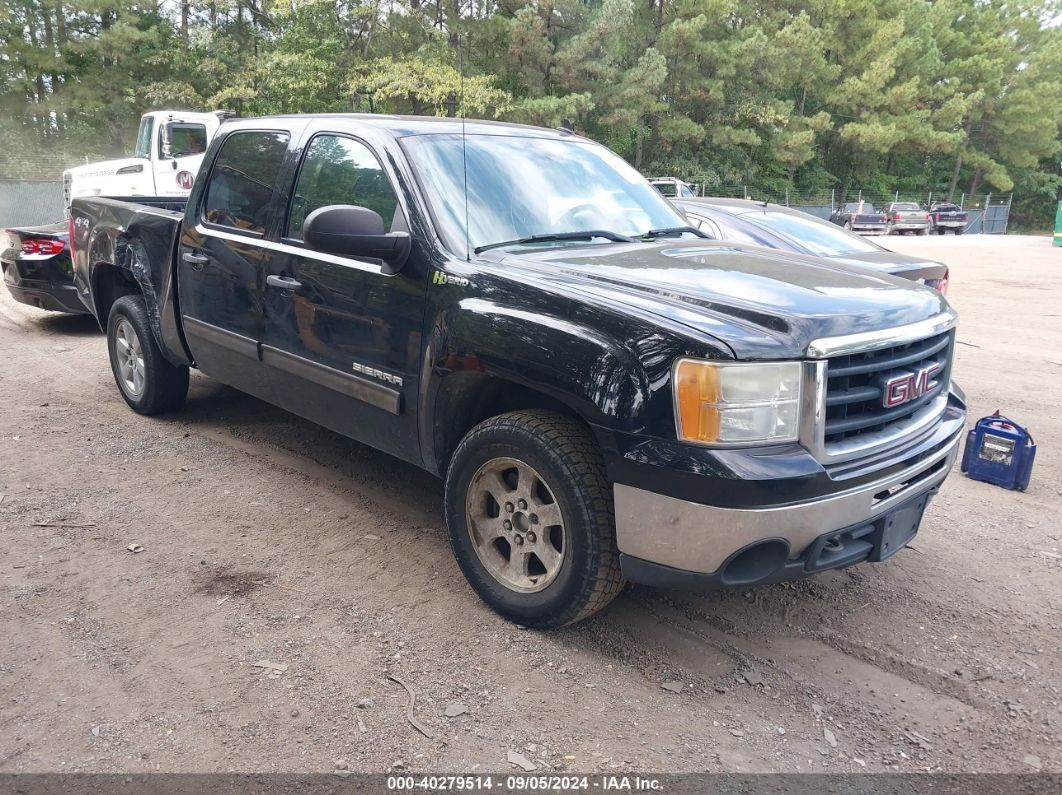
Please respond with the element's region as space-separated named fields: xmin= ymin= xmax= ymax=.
xmin=303 ymin=205 xmax=410 ymax=273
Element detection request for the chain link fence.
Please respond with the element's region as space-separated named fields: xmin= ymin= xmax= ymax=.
xmin=0 ymin=180 xmax=65 ymax=229
xmin=680 ymin=184 xmax=1012 ymax=233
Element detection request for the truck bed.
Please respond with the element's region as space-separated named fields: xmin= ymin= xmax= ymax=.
xmin=69 ymin=195 xmax=190 ymax=365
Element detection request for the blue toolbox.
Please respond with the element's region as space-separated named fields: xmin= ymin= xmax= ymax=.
xmin=960 ymin=413 xmax=1036 ymax=491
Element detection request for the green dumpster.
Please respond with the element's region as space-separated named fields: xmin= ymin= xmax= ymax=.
xmin=1055 ymin=201 xmax=1062 ymax=247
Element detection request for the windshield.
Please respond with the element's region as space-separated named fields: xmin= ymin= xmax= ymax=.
xmin=749 ymin=211 xmax=882 ymax=256
xmin=134 ymin=116 xmax=154 ymax=159
xmin=402 ymin=133 xmax=686 ymax=255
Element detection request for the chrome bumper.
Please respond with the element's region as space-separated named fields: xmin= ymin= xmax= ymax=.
xmin=614 ymin=428 xmax=961 ymax=576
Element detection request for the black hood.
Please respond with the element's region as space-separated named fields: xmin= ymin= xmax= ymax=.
xmin=495 ymin=239 xmax=951 ymax=359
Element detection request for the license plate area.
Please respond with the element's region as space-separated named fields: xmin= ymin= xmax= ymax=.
xmin=870 ymin=493 xmax=930 ymax=562
xmin=803 ymin=491 xmax=933 ymax=573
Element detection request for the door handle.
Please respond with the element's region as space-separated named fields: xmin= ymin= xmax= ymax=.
xmin=182 ymin=251 xmax=208 ymax=271
xmin=267 ymin=274 xmax=302 ymax=292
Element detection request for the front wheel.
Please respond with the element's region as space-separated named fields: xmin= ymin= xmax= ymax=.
xmin=107 ymin=295 xmax=189 ymax=415
xmin=444 ymin=410 xmax=624 ymax=628
xmin=843 ymin=221 xmax=853 ymax=231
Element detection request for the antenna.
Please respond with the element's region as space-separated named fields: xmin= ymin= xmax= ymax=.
xmin=460 ymin=35 xmax=470 ymax=261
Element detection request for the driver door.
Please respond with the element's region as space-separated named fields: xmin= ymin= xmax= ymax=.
xmin=260 ymin=130 xmax=428 ymax=463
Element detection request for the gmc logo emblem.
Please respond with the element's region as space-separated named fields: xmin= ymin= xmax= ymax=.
xmin=882 ymin=363 xmax=941 ymax=407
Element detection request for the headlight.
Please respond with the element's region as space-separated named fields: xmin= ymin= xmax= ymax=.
xmin=674 ymin=359 xmax=802 ymax=445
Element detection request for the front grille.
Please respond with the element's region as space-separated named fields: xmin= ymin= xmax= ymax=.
xmin=823 ymin=330 xmax=954 ymax=449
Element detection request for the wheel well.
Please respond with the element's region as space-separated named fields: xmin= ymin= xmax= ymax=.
xmin=93 ymin=263 xmax=141 ymax=326
xmin=433 ymin=373 xmax=586 ymax=474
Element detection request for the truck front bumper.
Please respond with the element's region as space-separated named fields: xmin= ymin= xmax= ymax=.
xmin=611 ymin=391 xmax=965 ymax=590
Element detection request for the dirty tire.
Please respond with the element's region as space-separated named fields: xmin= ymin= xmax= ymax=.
xmin=445 ymin=410 xmax=624 ymax=628
xmin=107 ymin=294 xmax=189 ymax=415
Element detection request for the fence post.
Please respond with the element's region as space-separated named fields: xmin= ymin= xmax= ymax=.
xmin=831 ymin=189 xmax=835 ymax=211
xmin=895 ymin=190 xmax=899 ymax=202
xmin=959 ymin=193 xmax=965 ymax=209
xmin=1004 ymin=194 xmax=1012 ymax=235
xmin=785 ymin=188 xmax=789 ymax=207
xmin=743 ymin=184 xmax=747 ymax=200
xmin=983 ymin=193 xmax=991 ymax=233
xmin=927 ymin=191 xmax=933 ymax=207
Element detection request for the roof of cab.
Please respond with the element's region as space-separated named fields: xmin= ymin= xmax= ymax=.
xmin=220 ymin=113 xmax=588 ymax=141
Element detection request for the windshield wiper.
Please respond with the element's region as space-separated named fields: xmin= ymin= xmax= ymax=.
xmin=641 ymin=226 xmax=710 ymax=240
xmin=473 ymin=230 xmax=636 ymax=255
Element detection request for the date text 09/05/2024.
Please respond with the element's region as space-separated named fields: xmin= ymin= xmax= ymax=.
xmin=386 ymin=775 xmax=663 ymax=791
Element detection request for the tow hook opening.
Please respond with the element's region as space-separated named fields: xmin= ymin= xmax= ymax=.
xmin=720 ymin=539 xmax=790 ymax=586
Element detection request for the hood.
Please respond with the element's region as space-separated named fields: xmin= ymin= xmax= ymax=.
xmin=64 ymin=157 xmax=145 ymax=180
xmin=825 ymin=249 xmax=948 ymax=282
xmin=496 ymin=239 xmax=950 ymax=359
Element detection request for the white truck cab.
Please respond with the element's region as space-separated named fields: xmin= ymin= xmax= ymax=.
xmin=62 ymin=110 xmax=234 ymax=208
xmin=649 ymin=177 xmax=698 ymax=198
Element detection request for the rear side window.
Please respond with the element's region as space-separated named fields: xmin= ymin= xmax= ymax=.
xmin=202 ymin=131 xmax=290 ymax=235
xmin=287 ymin=134 xmax=399 ymax=240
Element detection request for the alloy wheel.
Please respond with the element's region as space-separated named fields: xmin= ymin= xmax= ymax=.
xmin=465 ymin=457 xmax=566 ymax=593
xmin=114 ymin=318 xmax=145 ymax=398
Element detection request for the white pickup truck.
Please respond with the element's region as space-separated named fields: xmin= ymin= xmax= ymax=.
xmin=62 ymin=110 xmax=234 ymax=208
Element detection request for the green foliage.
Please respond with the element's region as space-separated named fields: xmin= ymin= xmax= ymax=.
xmin=2 ymin=0 xmax=1061 ymax=227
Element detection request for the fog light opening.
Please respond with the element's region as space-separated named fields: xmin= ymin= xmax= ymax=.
xmin=720 ymin=539 xmax=790 ymax=586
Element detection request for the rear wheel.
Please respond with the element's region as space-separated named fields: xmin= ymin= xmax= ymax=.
xmin=107 ymin=294 xmax=189 ymax=415
xmin=445 ymin=410 xmax=623 ymax=628
xmin=955 ymin=228 xmax=964 ymax=236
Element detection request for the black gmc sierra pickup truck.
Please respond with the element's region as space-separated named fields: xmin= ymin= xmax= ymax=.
xmin=69 ymin=115 xmax=966 ymax=628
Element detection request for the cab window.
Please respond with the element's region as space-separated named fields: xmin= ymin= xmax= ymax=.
xmin=287 ymin=134 xmax=400 ymax=241
xmin=162 ymin=123 xmax=209 ymax=159
xmin=202 ymin=131 xmax=290 ymax=236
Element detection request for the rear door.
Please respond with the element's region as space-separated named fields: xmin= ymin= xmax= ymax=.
xmin=177 ymin=127 xmax=293 ymax=400
xmin=260 ymin=129 xmax=429 ymax=463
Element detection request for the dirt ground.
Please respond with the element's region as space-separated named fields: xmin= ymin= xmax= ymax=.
xmin=0 ymin=234 xmax=1059 ymax=775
